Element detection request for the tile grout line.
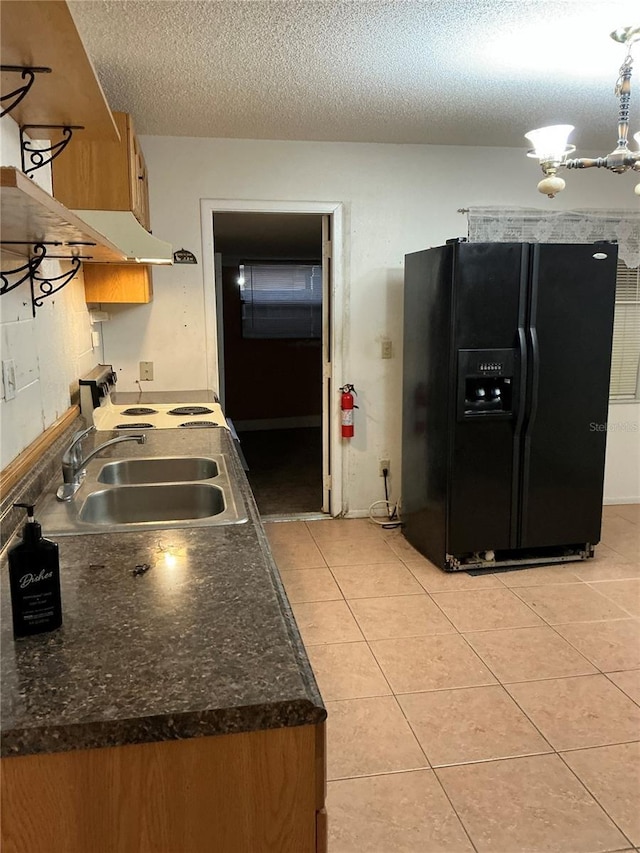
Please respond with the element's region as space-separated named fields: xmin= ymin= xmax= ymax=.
xmin=448 ymin=632 xmax=565 ymax=759
xmin=382 ymin=682 xmax=481 ymax=853
xmin=601 ymin=672 xmax=640 ymax=708
xmin=458 ymin=611 xmax=640 ymax=759
xmin=506 ymin=581 xmax=631 ymax=627
xmin=556 ymin=738 xmax=640 ymax=754
xmin=534 ymin=611 xmax=637 ymax=683
xmin=457 ymin=617 xmax=639 ymax=634
xmin=582 ymin=579 xmax=640 ymax=618
xmin=554 ymin=747 xmax=638 ymax=850
xmin=329 ymin=609 xmax=438 ymax=776
xmin=340 ymin=596 xmax=396 ymax=697
xmin=271 ymin=520 xmax=639 ymax=851
xmin=406 ymin=570 xmax=551 ymax=634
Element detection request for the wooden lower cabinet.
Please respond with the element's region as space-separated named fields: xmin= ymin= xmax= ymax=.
xmin=83 ymin=263 xmax=152 ymax=303
xmin=1 ymin=722 xmax=327 ymax=853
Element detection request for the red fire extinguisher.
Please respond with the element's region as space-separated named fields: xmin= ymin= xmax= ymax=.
xmin=339 ymin=384 xmax=358 ymax=438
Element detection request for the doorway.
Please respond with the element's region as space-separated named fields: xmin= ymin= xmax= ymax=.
xmin=200 ymin=200 xmax=344 ymax=519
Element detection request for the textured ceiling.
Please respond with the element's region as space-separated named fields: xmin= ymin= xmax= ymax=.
xmin=69 ymin=0 xmax=640 ymax=149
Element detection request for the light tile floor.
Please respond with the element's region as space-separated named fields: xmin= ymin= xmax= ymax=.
xmin=265 ymin=506 xmax=640 ymax=853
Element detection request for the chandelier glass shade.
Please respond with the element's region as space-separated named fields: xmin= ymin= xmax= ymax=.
xmin=525 ymin=25 xmax=640 ymax=198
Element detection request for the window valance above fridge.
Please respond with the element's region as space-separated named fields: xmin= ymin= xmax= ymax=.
xmin=462 ymin=207 xmax=640 ymax=400
xmin=463 ymin=207 xmax=640 ymax=269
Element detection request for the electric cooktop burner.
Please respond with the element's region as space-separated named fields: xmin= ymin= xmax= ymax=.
xmin=179 ymin=421 xmax=218 ymax=428
xmin=120 ymin=407 xmax=158 ymax=416
xmin=167 ymin=406 xmax=214 ymax=416
xmin=115 ymin=422 xmax=155 ymax=429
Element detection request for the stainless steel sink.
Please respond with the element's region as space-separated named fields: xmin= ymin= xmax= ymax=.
xmin=37 ymin=452 xmax=247 ymax=535
xmin=97 ymin=457 xmax=219 ymax=485
xmin=80 ymin=483 xmax=226 ymax=525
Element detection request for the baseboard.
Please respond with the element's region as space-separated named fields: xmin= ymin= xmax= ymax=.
xmin=603 ymin=497 xmax=640 ymax=505
xmin=234 ymin=416 xmax=322 ymax=432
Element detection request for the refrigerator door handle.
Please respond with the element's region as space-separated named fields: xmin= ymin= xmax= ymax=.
xmin=514 ymin=326 xmax=528 ymax=434
xmin=527 ymin=324 xmax=541 ymax=429
xmin=520 ymin=323 xmax=540 ymax=542
xmin=510 ymin=324 xmax=528 ymax=547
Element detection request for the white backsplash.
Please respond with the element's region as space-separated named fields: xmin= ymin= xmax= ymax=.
xmin=0 ymin=117 xmax=96 ymax=469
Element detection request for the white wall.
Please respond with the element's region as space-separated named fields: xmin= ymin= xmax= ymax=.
xmin=0 ymin=118 xmax=97 ymax=468
xmin=1 ymin=110 xmax=634 ymax=507
xmin=11 ymin=130 xmax=636 ymax=508
xmin=603 ymin=403 xmax=640 ymax=504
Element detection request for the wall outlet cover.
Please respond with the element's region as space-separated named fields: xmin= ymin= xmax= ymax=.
xmin=379 ymin=458 xmax=390 ymax=476
xmin=139 ymin=361 xmax=154 ymax=381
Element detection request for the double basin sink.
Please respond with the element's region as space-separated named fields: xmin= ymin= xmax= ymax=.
xmin=37 ymin=453 xmax=248 ymax=536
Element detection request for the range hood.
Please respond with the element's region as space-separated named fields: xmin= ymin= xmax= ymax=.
xmin=74 ymin=210 xmax=173 ymax=264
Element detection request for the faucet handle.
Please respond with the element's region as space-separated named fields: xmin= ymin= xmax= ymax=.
xmin=73 ymin=424 xmax=96 ymax=440
xmin=64 ymin=424 xmax=96 ymax=464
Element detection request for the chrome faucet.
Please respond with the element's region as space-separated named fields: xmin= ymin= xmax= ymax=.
xmin=62 ymin=425 xmax=96 ymax=476
xmin=56 ymin=427 xmax=146 ymax=501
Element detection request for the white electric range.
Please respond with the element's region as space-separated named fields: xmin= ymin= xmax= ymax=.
xmin=93 ymin=398 xmax=228 ymax=430
xmin=79 ymin=366 xmax=228 ymax=431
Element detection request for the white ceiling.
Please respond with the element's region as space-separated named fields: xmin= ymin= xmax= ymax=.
xmin=69 ymin=1 xmax=640 ymax=150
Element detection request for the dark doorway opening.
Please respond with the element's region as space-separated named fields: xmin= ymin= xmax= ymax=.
xmin=236 ymin=427 xmax=322 ymax=514
xmin=213 ymin=212 xmax=324 ymax=516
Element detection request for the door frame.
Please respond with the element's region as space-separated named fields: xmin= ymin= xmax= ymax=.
xmin=200 ymin=198 xmax=345 ymax=517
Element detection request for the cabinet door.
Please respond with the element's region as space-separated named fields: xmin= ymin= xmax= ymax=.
xmin=51 ymin=112 xmax=132 ymax=212
xmin=83 ymin=264 xmax=152 ymax=303
xmin=128 ymin=117 xmax=150 ymax=229
xmin=51 ymin=111 xmax=150 ymax=228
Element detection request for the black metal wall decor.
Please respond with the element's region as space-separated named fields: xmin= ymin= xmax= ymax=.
xmin=31 ymin=254 xmax=84 ymax=313
xmin=1 ymin=244 xmax=47 ymax=298
xmin=20 ymin=125 xmax=84 ymax=177
xmin=173 ymin=248 xmax=198 ymax=264
xmin=0 ymin=66 xmax=51 ymax=118
xmin=0 ymin=243 xmax=87 ymax=316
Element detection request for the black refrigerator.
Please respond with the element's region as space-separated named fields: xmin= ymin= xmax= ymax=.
xmin=401 ymin=240 xmax=618 ymax=571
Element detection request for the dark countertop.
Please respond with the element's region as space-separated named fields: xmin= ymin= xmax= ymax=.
xmin=0 ymin=429 xmax=325 ymax=758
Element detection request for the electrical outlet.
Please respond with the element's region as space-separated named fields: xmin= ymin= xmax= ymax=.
xmin=139 ymin=361 xmax=154 ymax=381
xmin=2 ymin=359 xmax=16 ymax=401
xmin=379 ymin=458 xmax=390 ymax=477
xmin=381 ymin=339 xmax=393 ymax=359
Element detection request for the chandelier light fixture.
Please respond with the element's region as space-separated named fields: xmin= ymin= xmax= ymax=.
xmin=525 ymin=25 xmax=640 ymax=198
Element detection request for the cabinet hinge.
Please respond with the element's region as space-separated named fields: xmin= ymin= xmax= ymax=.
xmin=323 ymin=474 xmax=332 ymax=490
xmin=323 ymin=362 xmax=332 ymax=380
xmin=323 ymin=239 xmax=332 ymax=260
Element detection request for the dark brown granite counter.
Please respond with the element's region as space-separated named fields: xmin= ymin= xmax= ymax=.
xmin=0 ymin=428 xmax=325 ymax=758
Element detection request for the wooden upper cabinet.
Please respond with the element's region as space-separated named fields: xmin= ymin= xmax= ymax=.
xmin=51 ymin=112 xmax=150 ymax=230
xmin=0 ymin=1 xmax=119 ymax=142
xmin=130 ymin=127 xmax=150 ymax=230
xmin=51 ymin=112 xmax=155 ymax=304
xmin=83 ymin=263 xmax=152 ymax=304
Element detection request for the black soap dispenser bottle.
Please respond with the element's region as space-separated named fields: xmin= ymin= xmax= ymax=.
xmin=8 ymin=502 xmax=62 ymax=638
